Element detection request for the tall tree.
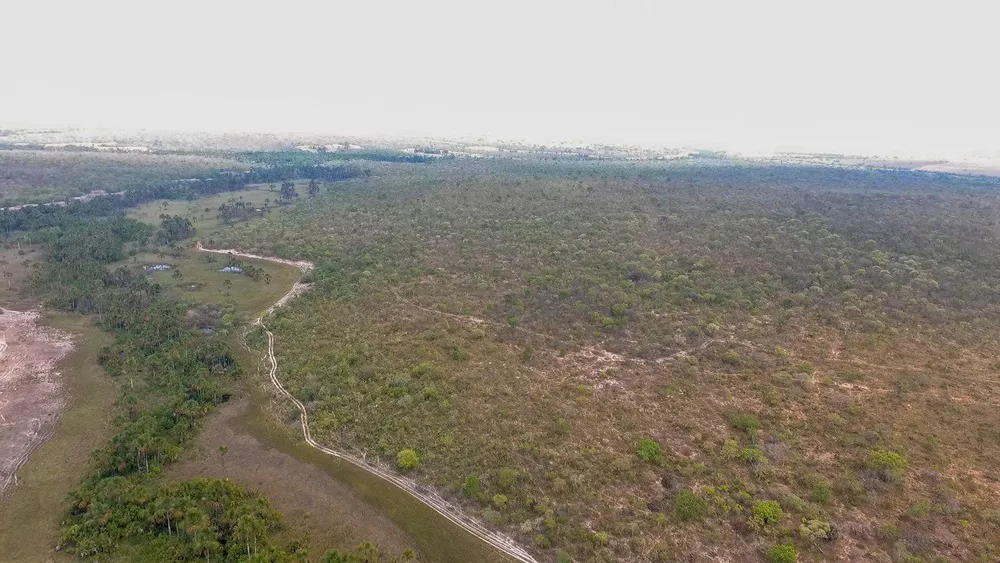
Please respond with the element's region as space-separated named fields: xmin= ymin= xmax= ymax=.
xmin=279 ymin=181 xmax=298 ymax=202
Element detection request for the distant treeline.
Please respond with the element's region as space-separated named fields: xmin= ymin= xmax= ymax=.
xmin=0 ymin=164 xmax=367 ymax=235
xmin=238 ymin=149 xmax=435 ymax=166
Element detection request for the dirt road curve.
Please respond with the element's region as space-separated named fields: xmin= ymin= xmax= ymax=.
xmin=197 ymin=243 xmax=539 ymax=563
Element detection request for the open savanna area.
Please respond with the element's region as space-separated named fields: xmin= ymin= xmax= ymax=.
xmin=128 ymin=183 xmax=282 ymax=235
xmin=212 ymin=159 xmax=1000 ymax=562
xmin=0 ymin=150 xmax=243 ymax=207
xmin=124 ymin=187 xmax=307 ymax=318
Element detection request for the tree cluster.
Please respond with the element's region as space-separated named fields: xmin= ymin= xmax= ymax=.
xmin=157 ymin=214 xmax=195 ymax=244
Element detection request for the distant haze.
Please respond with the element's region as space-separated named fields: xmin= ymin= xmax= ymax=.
xmin=5 ymin=0 xmax=998 ymax=160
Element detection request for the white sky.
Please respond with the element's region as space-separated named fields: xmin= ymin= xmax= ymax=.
xmin=3 ymin=0 xmax=999 ymax=158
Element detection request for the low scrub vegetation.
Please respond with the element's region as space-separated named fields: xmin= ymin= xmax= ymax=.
xmin=207 ymin=158 xmax=1000 ymax=561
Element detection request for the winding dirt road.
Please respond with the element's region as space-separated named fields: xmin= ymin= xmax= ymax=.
xmin=197 ymin=243 xmax=538 ymax=563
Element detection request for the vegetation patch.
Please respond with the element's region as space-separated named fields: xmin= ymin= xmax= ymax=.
xmin=192 ymin=158 xmax=1000 ymax=561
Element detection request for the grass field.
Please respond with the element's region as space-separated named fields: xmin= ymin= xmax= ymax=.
xmin=0 ymin=313 xmax=115 ymax=562
xmin=127 ymin=183 xmax=283 ymax=236
xmin=114 ymin=248 xmax=300 ymax=320
xmin=126 ymin=184 xmax=305 ymax=318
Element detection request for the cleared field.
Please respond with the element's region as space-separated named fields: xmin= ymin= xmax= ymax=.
xmin=0 ymin=310 xmax=74 ymax=496
xmin=0 ymin=312 xmax=115 ymax=562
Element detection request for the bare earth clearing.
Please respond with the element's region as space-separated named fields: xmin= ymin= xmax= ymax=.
xmin=917 ymin=161 xmax=1000 ymax=177
xmin=0 ymin=310 xmax=74 ymax=496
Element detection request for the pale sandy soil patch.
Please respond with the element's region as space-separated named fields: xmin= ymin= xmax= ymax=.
xmin=0 ymin=310 xmax=74 ymax=496
xmin=917 ymin=162 xmax=1000 ymax=177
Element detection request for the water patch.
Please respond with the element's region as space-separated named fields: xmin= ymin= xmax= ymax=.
xmin=145 ymin=264 xmax=171 ymax=272
xmin=219 ymin=266 xmax=243 ymax=273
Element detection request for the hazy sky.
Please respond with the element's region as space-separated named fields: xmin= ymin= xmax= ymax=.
xmin=4 ymin=0 xmax=998 ymax=158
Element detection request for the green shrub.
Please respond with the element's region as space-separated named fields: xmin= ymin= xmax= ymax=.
xmin=555 ymin=551 xmax=572 ymax=563
xmin=675 ymin=489 xmax=706 ymax=522
xmin=463 ymin=475 xmax=480 ymax=496
xmin=798 ymin=519 xmax=833 ymax=540
xmin=492 ymin=494 xmax=509 ymax=509
xmin=780 ymin=493 xmax=806 ymax=512
xmin=752 ymin=500 xmax=783 ymax=526
xmin=723 ymin=350 xmax=743 ymax=366
xmin=907 ymin=500 xmax=932 ymax=518
xmin=551 ymin=418 xmax=572 ymax=436
xmin=836 ymin=474 xmax=868 ymax=506
xmin=797 ymin=361 xmax=814 ymax=374
xmin=533 ymin=534 xmax=551 ymax=548
xmin=483 ymin=508 xmax=503 ymax=525
xmin=410 ymin=362 xmax=435 ymax=377
xmin=588 ymin=531 xmax=609 ymax=546
xmin=496 ymin=467 xmax=519 ymax=491
xmin=867 ymin=449 xmax=907 ymax=481
xmin=636 ymin=438 xmax=664 ymax=462
xmin=731 ymin=413 xmax=761 ymax=438
xmin=722 ymin=439 xmax=742 ymax=460
xmin=396 ymin=448 xmax=419 ymax=471
xmin=741 ymin=447 xmax=766 ymax=464
xmin=810 ymin=478 xmax=832 ymax=503
xmin=766 ymin=544 xmax=798 ymax=563
xmin=450 ymin=344 xmax=469 ymax=361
